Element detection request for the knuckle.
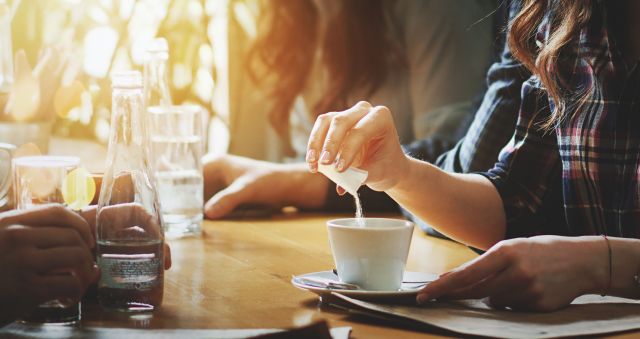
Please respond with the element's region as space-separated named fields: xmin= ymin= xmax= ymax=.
xmin=494 ymin=241 xmax=517 ymax=260
xmin=331 ymin=114 xmax=348 ymax=126
xmin=48 ymin=204 xmax=70 ymax=222
xmin=322 ymin=138 xmax=338 ymax=151
xmin=514 ymin=265 xmax=535 ymax=284
xmin=50 ymin=203 xmax=67 ymax=216
xmin=527 ymin=283 xmax=545 ymax=300
xmin=203 ymin=153 xmax=225 ymax=166
xmin=371 ymin=105 xmax=391 ymax=118
xmin=317 ymin=113 xmax=332 ymax=124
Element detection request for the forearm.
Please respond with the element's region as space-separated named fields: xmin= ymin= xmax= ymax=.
xmin=387 ymin=156 xmax=506 ymax=250
xmin=278 ymin=163 xmax=329 ymax=210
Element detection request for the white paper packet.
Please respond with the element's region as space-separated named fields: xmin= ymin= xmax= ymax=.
xmin=318 ymin=163 xmax=368 ymax=196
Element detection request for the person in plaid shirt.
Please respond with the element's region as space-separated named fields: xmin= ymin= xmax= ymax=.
xmin=306 ymin=0 xmax=640 ymax=311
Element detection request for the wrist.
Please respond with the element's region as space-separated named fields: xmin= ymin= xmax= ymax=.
xmin=582 ymin=236 xmax=640 ymax=298
xmin=609 ymin=238 xmax=640 ymax=298
xmin=387 ymin=155 xmax=426 ymax=194
xmin=582 ymin=236 xmax=611 ymax=296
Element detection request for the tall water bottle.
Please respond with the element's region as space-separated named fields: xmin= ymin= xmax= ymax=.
xmin=97 ymin=71 xmax=165 ymax=312
xmin=0 ymin=0 xmax=13 ymax=92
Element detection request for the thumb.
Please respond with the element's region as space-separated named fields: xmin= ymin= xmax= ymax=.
xmin=204 ymin=181 xmax=249 ymax=219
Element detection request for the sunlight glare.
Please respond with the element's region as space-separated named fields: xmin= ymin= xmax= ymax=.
xmin=83 ymin=26 xmax=119 ymax=78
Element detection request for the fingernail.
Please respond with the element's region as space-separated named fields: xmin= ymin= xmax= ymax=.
xmin=416 ymin=293 xmax=431 ymax=305
xmin=306 ymin=149 xmax=316 ymax=162
xmin=335 ymin=158 xmax=345 ymax=171
xmin=308 ymin=162 xmax=318 ymax=173
xmin=320 ymin=151 xmax=331 ymax=164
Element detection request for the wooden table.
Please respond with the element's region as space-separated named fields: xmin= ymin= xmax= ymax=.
xmin=48 ymin=138 xmax=640 ymax=338
xmin=78 ymin=212 xmax=475 ymax=338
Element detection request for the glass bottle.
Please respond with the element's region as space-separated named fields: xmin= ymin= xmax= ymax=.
xmin=143 ymin=37 xmax=172 ymax=108
xmin=0 ymin=0 xmax=13 ymax=92
xmin=96 ymin=71 xmax=165 ymax=312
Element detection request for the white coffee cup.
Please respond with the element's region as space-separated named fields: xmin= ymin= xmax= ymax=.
xmin=327 ymin=218 xmax=414 ymax=291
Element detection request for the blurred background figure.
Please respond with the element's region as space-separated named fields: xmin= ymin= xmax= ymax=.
xmin=203 ymin=0 xmax=497 ymax=217
xmin=220 ymin=0 xmax=495 ymax=160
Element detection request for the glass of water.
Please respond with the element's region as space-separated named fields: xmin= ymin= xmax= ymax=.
xmin=148 ymin=105 xmax=204 ymax=238
xmin=13 ymin=155 xmax=82 ymax=325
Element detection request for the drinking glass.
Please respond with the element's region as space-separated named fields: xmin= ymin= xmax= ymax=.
xmin=148 ymin=105 xmax=204 ymax=238
xmin=13 ymin=155 xmax=82 ymax=324
xmin=0 ymin=142 xmax=15 ymax=211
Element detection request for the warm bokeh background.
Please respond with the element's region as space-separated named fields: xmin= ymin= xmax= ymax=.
xmin=8 ymin=0 xmax=236 ymax=147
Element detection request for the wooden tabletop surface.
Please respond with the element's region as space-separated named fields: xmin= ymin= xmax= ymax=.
xmin=47 ymin=139 xmax=640 ymax=338
xmin=78 ymin=212 xmax=476 ymax=338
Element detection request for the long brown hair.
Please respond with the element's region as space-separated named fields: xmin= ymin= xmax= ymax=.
xmin=247 ymin=0 xmax=406 ymax=144
xmin=508 ymin=0 xmax=594 ymax=129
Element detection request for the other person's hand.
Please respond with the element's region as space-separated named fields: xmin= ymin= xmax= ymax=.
xmin=416 ymin=236 xmax=608 ymax=312
xmin=203 ymin=154 xmax=328 ymax=219
xmin=0 ymin=205 xmax=98 ymax=324
xmin=305 ymin=101 xmax=409 ymax=192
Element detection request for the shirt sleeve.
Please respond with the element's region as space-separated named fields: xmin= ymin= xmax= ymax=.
xmin=435 ymin=3 xmax=531 ymax=173
xmin=478 ymin=77 xmax=564 ymax=239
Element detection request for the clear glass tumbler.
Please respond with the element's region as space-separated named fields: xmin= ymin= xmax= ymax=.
xmin=13 ymin=155 xmax=82 ymax=325
xmin=148 ymin=105 xmax=204 ymax=238
xmin=0 ymin=142 xmax=15 ymax=210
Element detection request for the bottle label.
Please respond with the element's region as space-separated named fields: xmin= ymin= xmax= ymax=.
xmin=98 ymin=254 xmax=161 ymax=290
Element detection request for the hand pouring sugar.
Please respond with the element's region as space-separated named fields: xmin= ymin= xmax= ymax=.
xmin=317 ymin=164 xmax=368 ymax=225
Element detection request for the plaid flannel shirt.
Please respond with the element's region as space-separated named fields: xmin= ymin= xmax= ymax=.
xmin=481 ymin=3 xmax=640 ymax=239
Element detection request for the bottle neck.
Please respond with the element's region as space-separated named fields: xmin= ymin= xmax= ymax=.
xmin=109 ymin=86 xmax=148 ymax=152
xmin=143 ymin=54 xmax=172 ymax=107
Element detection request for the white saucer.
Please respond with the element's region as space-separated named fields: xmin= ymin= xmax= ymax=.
xmin=291 ymin=270 xmax=437 ymax=302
